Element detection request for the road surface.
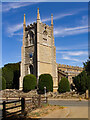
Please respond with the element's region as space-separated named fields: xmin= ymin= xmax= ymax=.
xmin=44 ymin=99 xmax=89 ymax=118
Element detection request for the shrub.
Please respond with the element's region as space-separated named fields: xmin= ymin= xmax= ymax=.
xmin=58 ymin=77 xmax=70 ymax=93
xmin=2 ymin=77 xmax=6 ymax=90
xmin=2 ymin=63 xmax=20 ymax=89
xmin=2 ymin=67 xmax=13 ymax=89
xmin=38 ymin=74 xmax=53 ymax=93
xmin=23 ymin=74 xmax=37 ymax=92
xmin=0 ymin=76 xmax=6 ymax=90
xmin=73 ymin=71 xmax=89 ymax=93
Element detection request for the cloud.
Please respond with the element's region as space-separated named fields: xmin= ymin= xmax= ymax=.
xmin=56 ymin=44 xmax=88 ymax=51
xmin=2 ymin=2 xmax=37 ymax=12
xmin=42 ymin=13 xmax=73 ymax=22
xmin=54 ymin=25 xmax=88 ymax=37
xmin=7 ymin=21 xmax=35 ymax=37
xmin=42 ymin=8 xmax=87 ymax=22
xmin=61 ymin=55 xmax=79 ymax=62
xmin=54 ymin=15 xmax=88 ymax=37
xmin=7 ymin=23 xmax=23 ymax=37
xmin=56 ymin=51 xmax=88 ymax=56
xmin=6 ymin=8 xmax=88 ymax=37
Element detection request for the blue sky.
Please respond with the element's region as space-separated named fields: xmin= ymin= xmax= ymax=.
xmin=2 ymin=2 xmax=88 ymax=67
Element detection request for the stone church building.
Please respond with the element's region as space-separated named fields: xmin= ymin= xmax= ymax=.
xmin=19 ymin=8 xmax=83 ymax=92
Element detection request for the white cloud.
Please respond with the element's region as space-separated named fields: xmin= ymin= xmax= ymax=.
xmin=2 ymin=2 xmax=37 ymax=12
xmin=56 ymin=44 xmax=88 ymax=51
xmin=56 ymin=51 xmax=88 ymax=56
xmin=42 ymin=8 xmax=87 ymax=22
xmin=65 ymin=26 xmax=88 ymax=31
xmin=6 ymin=8 xmax=88 ymax=37
xmin=61 ymin=55 xmax=79 ymax=62
xmin=54 ymin=15 xmax=88 ymax=37
xmin=7 ymin=21 xmax=35 ymax=37
xmin=7 ymin=23 xmax=23 ymax=36
xmin=42 ymin=13 xmax=72 ymax=22
xmin=54 ymin=25 xmax=88 ymax=37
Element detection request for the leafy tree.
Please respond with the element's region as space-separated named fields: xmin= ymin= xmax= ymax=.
xmin=73 ymin=71 xmax=89 ymax=93
xmin=2 ymin=67 xmax=14 ymax=88
xmin=2 ymin=77 xmax=6 ymax=90
xmin=2 ymin=62 xmax=20 ymax=89
xmin=23 ymin=74 xmax=37 ymax=92
xmin=0 ymin=76 xmax=6 ymax=90
xmin=58 ymin=77 xmax=70 ymax=93
xmin=86 ymin=76 xmax=90 ymax=91
xmin=83 ymin=60 xmax=90 ymax=76
xmin=38 ymin=74 xmax=53 ymax=93
xmin=13 ymin=70 xmax=20 ymax=89
xmin=83 ymin=59 xmax=90 ymax=92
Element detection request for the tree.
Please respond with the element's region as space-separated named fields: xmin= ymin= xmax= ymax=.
xmin=23 ymin=74 xmax=37 ymax=92
xmin=83 ymin=60 xmax=90 ymax=76
xmin=2 ymin=63 xmax=20 ymax=89
xmin=38 ymin=74 xmax=53 ymax=93
xmin=0 ymin=76 xmax=6 ymax=90
xmin=73 ymin=71 xmax=89 ymax=93
xmin=2 ymin=67 xmax=14 ymax=88
xmin=58 ymin=77 xmax=70 ymax=93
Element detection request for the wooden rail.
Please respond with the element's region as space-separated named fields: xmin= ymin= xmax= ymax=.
xmin=2 ymin=95 xmax=48 ymax=119
xmin=2 ymin=97 xmax=25 ymax=119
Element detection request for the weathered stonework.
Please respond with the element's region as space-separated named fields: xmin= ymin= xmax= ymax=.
xmin=19 ymin=8 xmax=58 ymax=91
xmin=19 ymin=9 xmax=83 ymax=92
xmin=58 ymin=64 xmax=83 ymax=84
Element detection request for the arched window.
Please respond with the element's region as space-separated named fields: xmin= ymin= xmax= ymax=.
xmin=28 ymin=31 xmax=34 ymax=46
xmin=43 ymin=30 xmax=48 ymax=43
xmin=28 ymin=34 xmax=30 ymax=46
xmin=30 ymin=31 xmax=34 ymax=45
xmin=29 ymin=65 xmax=33 ymax=74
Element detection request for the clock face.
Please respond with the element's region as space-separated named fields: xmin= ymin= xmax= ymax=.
xmin=29 ymin=53 xmax=33 ymax=58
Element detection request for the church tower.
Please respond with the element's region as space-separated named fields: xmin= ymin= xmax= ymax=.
xmin=19 ymin=8 xmax=58 ymax=92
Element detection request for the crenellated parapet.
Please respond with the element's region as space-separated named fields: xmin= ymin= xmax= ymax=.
xmin=58 ymin=64 xmax=83 ymax=84
xmin=58 ymin=64 xmax=83 ymax=71
xmin=25 ymin=22 xmax=37 ymax=30
xmin=40 ymin=22 xmax=51 ymax=29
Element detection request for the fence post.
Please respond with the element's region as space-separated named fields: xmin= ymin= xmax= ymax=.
xmin=46 ymin=97 xmax=48 ymax=104
xmin=3 ymin=101 xmax=6 ymax=118
xmin=21 ymin=97 xmax=25 ymax=114
xmin=38 ymin=95 xmax=41 ymax=107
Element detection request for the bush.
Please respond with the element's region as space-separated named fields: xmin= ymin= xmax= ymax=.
xmin=73 ymin=71 xmax=89 ymax=93
xmin=2 ymin=63 xmax=20 ymax=89
xmin=58 ymin=77 xmax=70 ymax=93
xmin=2 ymin=77 xmax=6 ymax=90
xmin=0 ymin=76 xmax=6 ymax=90
xmin=2 ymin=67 xmax=13 ymax=89
xmin=38 ymin=74 xmax=53 ymax=93
xmin=23 ymin=74 xmax=37 ymax=92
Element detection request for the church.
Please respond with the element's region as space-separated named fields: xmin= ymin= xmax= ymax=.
xmin=19 ymin=8 xmax=83 ymax=92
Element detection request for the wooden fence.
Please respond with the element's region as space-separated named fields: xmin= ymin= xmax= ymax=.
xmin=2 ymin=98 xmax=25 ymax=119
xmin=1 ymin=95 xmax=48 ymax=119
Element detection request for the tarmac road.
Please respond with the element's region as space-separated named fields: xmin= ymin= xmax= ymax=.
xmin=48 ymin=99 xmax=88 ymax=106
xmin=46 ymin=99 xmax=89 ymax=118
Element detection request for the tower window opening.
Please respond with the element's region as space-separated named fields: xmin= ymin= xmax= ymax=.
xmin=43 ymin=38 xmax=47 ymax=41
xmin=30 ymin=31 xmax=34 ymax=45
xmin=29 ymin=65 xmax=33 ymax=74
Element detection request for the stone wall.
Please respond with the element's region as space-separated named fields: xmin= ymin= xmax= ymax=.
xmin=1 ymin=89 xmax=86 ymax=99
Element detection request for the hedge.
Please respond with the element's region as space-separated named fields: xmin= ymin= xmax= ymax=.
xmin=38 ymin=74 xmax=53 ymax=93
xmin=58 ymin=77 xmax=70 ymax=93
xmin=2 ymin=63 xmax=20 ymax=89
xmin=23 ymin=74 xmax=37 ymax=92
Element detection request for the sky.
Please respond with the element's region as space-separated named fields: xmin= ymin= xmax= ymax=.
xmin=2 ymin=2 xmax=89 ymax=67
